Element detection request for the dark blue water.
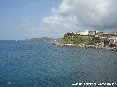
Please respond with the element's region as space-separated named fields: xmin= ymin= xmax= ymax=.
xmin=0 ymin=40 xmax=117 ymax=87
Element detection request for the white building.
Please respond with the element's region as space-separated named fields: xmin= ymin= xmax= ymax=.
xmin=79 ymin=30 xmax=89 ymax=35
xmin=89 ymin=31 xmax=96 ymax=36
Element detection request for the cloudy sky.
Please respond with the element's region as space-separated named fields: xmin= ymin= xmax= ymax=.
xmin=0 ymin=0 xmax=117 ymax=40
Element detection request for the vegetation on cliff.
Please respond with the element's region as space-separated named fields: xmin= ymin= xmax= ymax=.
xmin=58 ymin=33 xmax=109 ymax=46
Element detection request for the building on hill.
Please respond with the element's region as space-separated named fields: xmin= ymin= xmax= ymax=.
xmin=108 ymin=37 xmax=117 ymax=47
xmin=79 ymin=30 xmax=89 ymax=35
xmin=88 ymin=31 xmax=96 ymax=36
xmin=96 ymin=32 xmax=103 ymax=37
xmin=110 ymin=32 xmax=117 ymax=37
xmin=111 ymin=32 xmax=117 ymax=35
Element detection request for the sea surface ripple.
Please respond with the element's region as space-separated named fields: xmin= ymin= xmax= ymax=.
xmin=0 ymin=40 xmax=117 ymax=87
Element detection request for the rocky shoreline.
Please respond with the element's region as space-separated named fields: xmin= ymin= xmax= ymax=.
xmin=53 ymin=43 xmax=117 ymax=52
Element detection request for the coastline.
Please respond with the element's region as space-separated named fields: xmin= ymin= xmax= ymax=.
xmin=53 ymin=43 xmax=117 ymax=52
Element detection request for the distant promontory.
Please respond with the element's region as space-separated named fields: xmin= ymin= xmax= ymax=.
xmin=27 ymin=37 xmax=54 ymax=42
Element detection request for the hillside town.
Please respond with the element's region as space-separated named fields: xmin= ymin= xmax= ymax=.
xmin=57 ymin=30 xmax=117 ymax=51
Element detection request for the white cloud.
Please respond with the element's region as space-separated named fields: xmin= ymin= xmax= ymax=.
xmin=41 ymin=0 xmax=117 ymax=37
xmin=42 ymin=15 xmax=79 ymax=28
xmin=41 ymin=14 xmax=81 ymax=37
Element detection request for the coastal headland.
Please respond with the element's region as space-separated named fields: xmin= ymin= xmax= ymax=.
xmin=56 ymin=30 xmax=117 ymax=51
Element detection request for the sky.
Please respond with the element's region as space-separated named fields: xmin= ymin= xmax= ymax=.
xmin=0 ymin=0 xmax=117 ymax=40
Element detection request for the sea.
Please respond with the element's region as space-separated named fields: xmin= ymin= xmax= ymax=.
xmin=0 ymin=40 xmax=117 ymax=87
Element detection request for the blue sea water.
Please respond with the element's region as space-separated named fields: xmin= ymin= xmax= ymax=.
xmin=0 ymin=40 xmax=117 ymax=87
